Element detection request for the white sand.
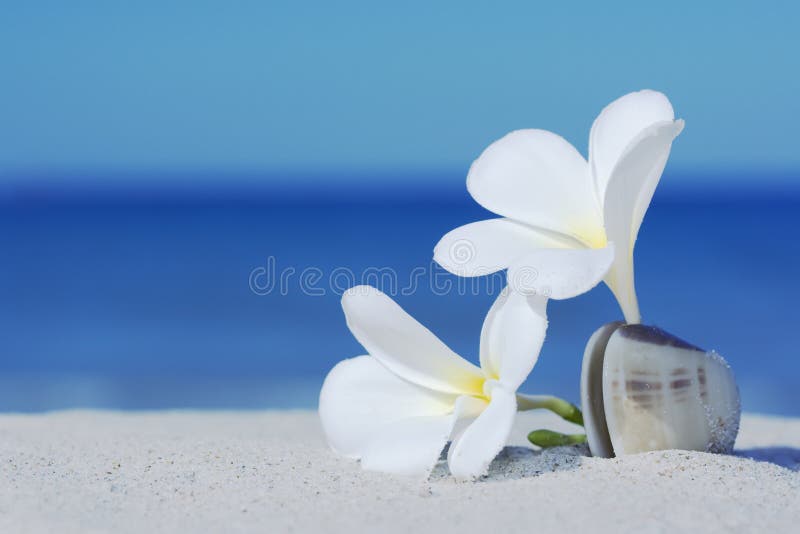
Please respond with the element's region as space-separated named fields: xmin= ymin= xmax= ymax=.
xmin=1 ymin=410 xmax=798 ymax=533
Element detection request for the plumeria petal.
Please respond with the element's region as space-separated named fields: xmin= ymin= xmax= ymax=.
xmin=447 ymin=384 xmax=517 ymax=480
xmin=360 ymin=395 xmax=488 ymax=477
xmin=358 ymin=415 xmax=459 ymax=476
xmin=589 ymin=90 xmax=676 ymax=203
xmin=603 ymin=120 xmax=684 ymax=323
xmin=507 ymin=244 xmax=615 ymax=300
xmin=479 ymin=288 xmax=547 ymax=390
xmin=341 ymin=286 xmax=484 ymax=395
xmin=466 ymin=129 xmax=604 ymax=246
xmin=319 ymin=356 xmax=458 ymax=461
xmin=433 ymin=218 xmax=574 ymax=277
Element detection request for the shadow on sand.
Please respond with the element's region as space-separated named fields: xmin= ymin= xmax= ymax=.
xmin=735 ymin=447 xmax=800 ymax=471
xmin=431 ymin=444 xmax=587 ymax=481
xmin=431 ymin=445 xmax=800 ymax=481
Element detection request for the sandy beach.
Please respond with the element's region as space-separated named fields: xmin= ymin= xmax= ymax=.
xmin=1 ymin=410 xmax=798 ymax=533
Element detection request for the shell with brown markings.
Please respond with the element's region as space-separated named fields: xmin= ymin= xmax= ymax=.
xmin=580 ymin=323 xmax=741 ymax=458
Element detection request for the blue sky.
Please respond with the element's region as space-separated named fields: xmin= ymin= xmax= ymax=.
xmin=1 ymin=1 xmax=798 ymax=186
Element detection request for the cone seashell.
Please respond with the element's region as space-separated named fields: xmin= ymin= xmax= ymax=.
xmin=580 ymin=323 xmax=741 ymax=458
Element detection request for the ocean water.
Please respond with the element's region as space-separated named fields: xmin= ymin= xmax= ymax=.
xmin=1 ymin=181 xmax=798 ymax=414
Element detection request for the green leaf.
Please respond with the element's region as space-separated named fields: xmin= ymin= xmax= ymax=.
xmin=527 ymin=429 xmax=587 ymax=448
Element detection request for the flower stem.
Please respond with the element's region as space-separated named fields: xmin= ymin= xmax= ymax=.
xmin=516 ymin=395 xmax=584 ymax=426
xmin=528 ymin=429 xmax=587 ymax=448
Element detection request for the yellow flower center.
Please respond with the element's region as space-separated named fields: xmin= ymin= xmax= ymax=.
xmin=570 ymin=219 xmax=608 ymax=249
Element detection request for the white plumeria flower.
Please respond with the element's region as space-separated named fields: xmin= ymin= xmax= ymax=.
xmin=319 ymin=285 xmax=549 ymax=480
xmin=434 ymin=90 xmax=684 ymax=324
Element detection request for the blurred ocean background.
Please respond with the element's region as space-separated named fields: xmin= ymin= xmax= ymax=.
xmin=1 ymin=180 xmax=799 ymax=414
xmin=1 ymin=2 xmax=798 ymax=414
